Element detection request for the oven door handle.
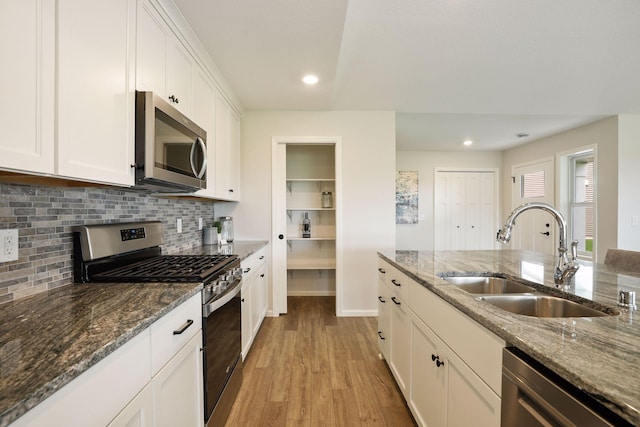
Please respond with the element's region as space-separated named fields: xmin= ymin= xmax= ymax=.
xmin=203 ymin=278 xmax=242 ymax=318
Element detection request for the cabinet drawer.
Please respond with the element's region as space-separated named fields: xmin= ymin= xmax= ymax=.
xmin=242 ymin=246 xmax=267 ymax=279
xmin=378 ymin=259 xmax=409 ymax=301
xmin=408 ymin=280 xmax=505 ymax=395
xmin=150 ymin=293 xmax=202 ymax=375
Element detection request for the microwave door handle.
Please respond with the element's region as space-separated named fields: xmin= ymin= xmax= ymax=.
xmin=190 ymin=137 xmax=207 ymax=179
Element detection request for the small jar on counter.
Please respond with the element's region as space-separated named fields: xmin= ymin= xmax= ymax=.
xmin=321 ymin=191 xmax=333 ymax=208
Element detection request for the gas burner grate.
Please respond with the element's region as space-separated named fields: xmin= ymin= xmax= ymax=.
xmin=93 ymin=254 xmax=237 ymax=282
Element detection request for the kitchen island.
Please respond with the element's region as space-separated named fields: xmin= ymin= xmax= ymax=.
xmin=379 ymin=249 xmax=640 ymax=426
xmin=0 ymin=241 xmax=267 ymax=427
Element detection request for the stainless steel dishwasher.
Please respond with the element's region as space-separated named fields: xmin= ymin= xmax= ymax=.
xmin=501 ymin=348 xmax=632 ymax=427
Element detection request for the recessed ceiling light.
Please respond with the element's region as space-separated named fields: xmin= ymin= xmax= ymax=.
xmin=302 ymin=74 xmax=319 ymax=85
xmin=463 ymin=139 xmax=473 ymax=146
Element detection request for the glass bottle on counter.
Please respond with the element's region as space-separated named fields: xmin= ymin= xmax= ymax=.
xmin=302 ymin=212 xmax=311 ymax=238
xmin=219 ymin=216 xmax=234 ymax=243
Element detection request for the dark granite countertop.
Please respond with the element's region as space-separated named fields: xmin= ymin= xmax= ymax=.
xmin=378 ymin=249 xmax=640 ymax=426
xmin=0 ymin=240 xmax=267 ymax=427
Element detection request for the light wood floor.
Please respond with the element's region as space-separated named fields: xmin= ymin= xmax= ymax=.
xmin=226 ymin=296 xmax=416 ymax=426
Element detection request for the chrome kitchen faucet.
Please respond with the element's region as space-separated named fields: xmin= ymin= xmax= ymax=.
xmin=497 ymin=202 xmax=579 ymax=286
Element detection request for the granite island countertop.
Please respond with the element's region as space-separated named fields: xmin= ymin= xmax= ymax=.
xmin=379 ymin=249 xmax=640 ymax=426
xmin=0 ymin=240 xmax=268 ymax=427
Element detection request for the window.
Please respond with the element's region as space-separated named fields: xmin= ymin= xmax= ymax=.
xmin=570 ymin=152 xmax=595 ymax=259
xmin=521 ymin=170 xmax=545 ymax=198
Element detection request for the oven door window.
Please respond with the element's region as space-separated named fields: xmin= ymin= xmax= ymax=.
xmin=154 ymin=109 xmax=206 ymax=180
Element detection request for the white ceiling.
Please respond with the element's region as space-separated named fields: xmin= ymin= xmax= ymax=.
xmin=173 ymin=0 xmax=640 ymax=151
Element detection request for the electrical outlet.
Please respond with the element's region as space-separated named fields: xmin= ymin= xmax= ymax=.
xmin=0 ymin=229 xmax=19 ymax=262
xmin=198 ymin=218 xmax=203 ymax=230
xmin=177 ymin=218 xmax=183 ymax=233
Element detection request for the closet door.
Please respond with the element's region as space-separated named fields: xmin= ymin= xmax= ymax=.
xmin=434 ymin=171 xmax=497 ymax=251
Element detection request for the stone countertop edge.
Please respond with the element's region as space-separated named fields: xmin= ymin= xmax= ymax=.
xmin=378 ymin=249 xmax=640 ymax=426
xmin=0 ymin=241 xmax=267 ymax=427
xmin=0 ymin=284 xmax=202 ymax=427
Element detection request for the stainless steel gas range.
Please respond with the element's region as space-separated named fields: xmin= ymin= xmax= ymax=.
xmin=72 ymin=221 xmax=243 ymax=427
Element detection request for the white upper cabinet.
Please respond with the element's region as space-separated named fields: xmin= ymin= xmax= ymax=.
xmin=136 ymin=0 xmax=166 ymax=97
xmin=56 ymin=0 xmax=136 ymax=186
xmin=136 ymin=0 xmax=193 ymax=116
xmin=192 ymin=69 xmax=217 ymax=197
xmin=0 ymin=0 xmax=55 ymax=174
xmin=214 ymin=93 xmax=241 ymax=201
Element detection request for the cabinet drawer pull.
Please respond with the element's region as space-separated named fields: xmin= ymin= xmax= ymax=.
xmin=391 ymin=296 xmax=401 ymax=305
xmin=378 ymin=296 xmax=386 ymax=303
xmin=378 ymin=268 xmax=386 ymax=274
xmin=244 ymin=267 xmax=251 ymax=273
xmin=391 ymin=279 xmax=401 ymax=287
xmin=173 ymin=319 xmax=194 ymax=335
xmin=378 ymin=331 xmax=385 ymax=340
xmin=259 ymin=256 xmax=264 ymax=260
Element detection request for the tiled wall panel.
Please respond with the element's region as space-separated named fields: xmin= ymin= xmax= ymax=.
xmin=0 ymin=183 xmax=215 ymax=303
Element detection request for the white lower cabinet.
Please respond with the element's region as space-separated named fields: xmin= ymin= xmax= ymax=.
xmin=410 ymin=314 xmax=501 ymax=427
xmin=251 ymin=263 xmax=268 ymax=337
xmin=241 ymin=246 xmax=268 ymax=359
xmin=108 ymin=384 xmax=153 ymax=427
xmin=377 ymin=258 xmax=504 ymax=427
xmin=152 ymin=333 xmax=204 ymax=427
xmin=241 ymin=278 xmax=252 ymax=358
xmin=377 ymin=276 xmax=390 ymax=359
xmin=389 ymin=291 xmax=411 ymax=396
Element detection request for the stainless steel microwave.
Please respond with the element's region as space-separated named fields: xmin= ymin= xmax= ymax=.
xmin=134 ymin=91 xmax=207 ymax=192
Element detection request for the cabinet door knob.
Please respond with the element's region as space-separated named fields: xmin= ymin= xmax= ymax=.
xmin=168 ymin=95 xmax=179 ymax=104
xmin=278 ymin=234 xmax=284 ymax=240
xmin=436 ymin=360 xmax=445 ymax=368
xmin=260 ymin=274 xmax=265 ymax=278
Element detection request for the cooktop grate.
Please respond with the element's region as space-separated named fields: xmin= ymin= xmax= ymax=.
xmin=92 ymin=254 xmax=238 ymax=282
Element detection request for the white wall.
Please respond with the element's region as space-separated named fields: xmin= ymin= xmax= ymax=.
xmin=228 ymin=110 xmax=396 ymax=316
xmin=617 ymin=114 xmax=640 ymax=250
xmin=396 ymin=151 xmax=502 ymax=250
xmin=501 ymin=117 xmax=618 ymax=262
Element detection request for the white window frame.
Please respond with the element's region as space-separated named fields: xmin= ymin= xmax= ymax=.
xmin=558 ymin=145 xmax=597 ymax=261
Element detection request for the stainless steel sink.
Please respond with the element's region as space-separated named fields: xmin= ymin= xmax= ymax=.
xmin=476 ymin=295 xmax=612 ymax=318
xmin=441 ymin=276 xmax=536 ymax=294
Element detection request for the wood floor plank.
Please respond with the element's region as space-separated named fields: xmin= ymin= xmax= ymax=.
xmin=346 ymin=359 xmax=387 ymax=425
xmin=310 ymin=369 xmax=336 ymax=426
xmin=225 ymin=297 xmax=415 ymax=427
xmin=260 ymin=401 xmax=289 ymax=427
xmin=287 ymin=360 xmax=311 ymax=421
xmin=332 ymin=388 xmax=364 ymax=427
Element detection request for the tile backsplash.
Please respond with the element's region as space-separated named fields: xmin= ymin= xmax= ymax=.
xmin=0 ymin=183 xmax=216 ymax=304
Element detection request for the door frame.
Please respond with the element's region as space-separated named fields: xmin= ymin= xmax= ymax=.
xmin=271 ymin=136 xmax=343 ymax=316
